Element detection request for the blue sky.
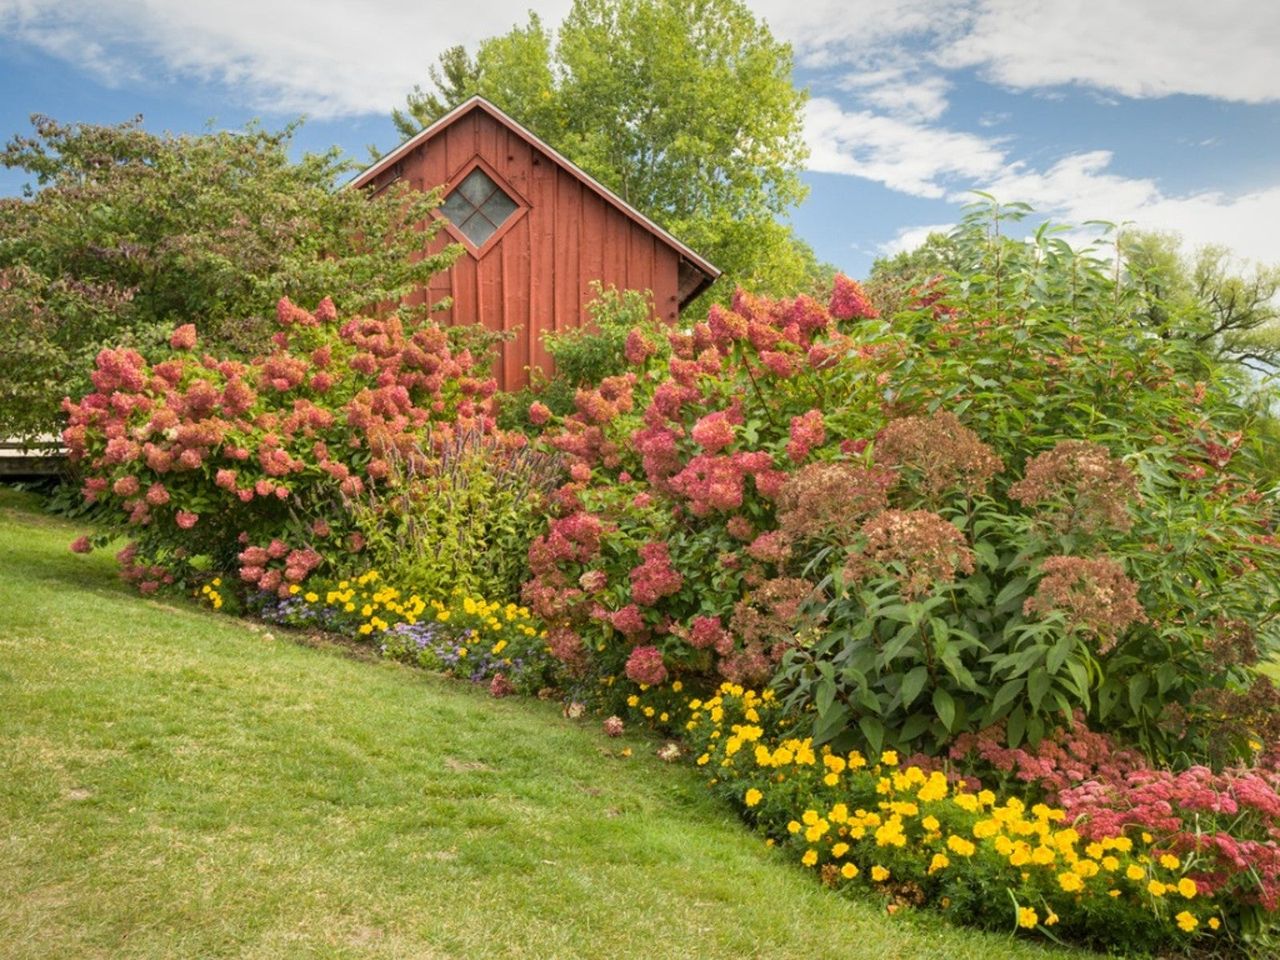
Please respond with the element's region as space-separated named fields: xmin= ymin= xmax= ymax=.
xmin=3 ymin=0 xmax=1278 ymax=278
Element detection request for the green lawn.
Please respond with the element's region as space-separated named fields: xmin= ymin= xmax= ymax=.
xmin=0 ymin=488 xmax=1087 ymax=960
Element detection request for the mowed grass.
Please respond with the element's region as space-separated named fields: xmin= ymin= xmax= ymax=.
xmin=0 ymin=488 xmax=1088 ymax=960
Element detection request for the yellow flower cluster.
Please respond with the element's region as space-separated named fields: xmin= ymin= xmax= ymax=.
xmin=196 ymin=578 xmax=224 ymax=609
xmin=286 ymin=571 xmax=547 ymax=651
xmin=686 ymin=682 xmax=1225 ymax=943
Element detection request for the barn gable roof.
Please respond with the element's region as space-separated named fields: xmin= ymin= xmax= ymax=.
xmin=351 ymin=96 xmax=721 ymax=308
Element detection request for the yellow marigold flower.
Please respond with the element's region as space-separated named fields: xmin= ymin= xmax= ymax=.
xmin=696 ymin=754 xmax=710 ymax=766
xmin=977 ymin=789 xmax=996 ymax=807
xmin=1159 ymin=853 xmax=1180 ymax=870
xmin=917 ymin=773 xmax=948 ymax=802
xmin=823 ymin=773 xmax=840 ymax=787
xmin=787 ymin=820 xmax=802 ymax=834
xmin=922 ymin=815 xmax=940 ymax=832
xmin=946 ymin=835 xmax=976 ymax=857
xmin=744 ymin=788 xmax=763 ymax=807
xmin=1058 ymin=871 xmax=1084 ymax=893
xmin=1102 ymin=856 xmax=1120 ymax=872
xmin=1148 ymin=880 xmax=1167 ymax=897
xmin=880 ymin=750 xmax=898 ymax=766
xmin=1017 ymin=907 xmax=1038 ymax=929
xmin=626 ymin=695 xmax=639 ymax=707
xmin=1108 ymin=889 xmax=1121 ymax=898
xmin=1086 ymin=842 xmax=1105 ymax=860
xmin=871 ymin=865 xmax=890 ymax=882
xmin=491 ymin=640 xmax=507 ymax=655
xmin=841 ymin=862 xmax=858 ymax=879
xmin=973 ymin=819 xmax=1001 ymax=839
xmin=358 ymin=623 xmax=373 ymax=635
xmin=1208 ymin=917 xmax=1220 ymax=930
xmin=848 ymin=751 xmax=867 ymax=769
xmin=801 ymin=849 xmax=818 ymax=867
xmin=928 ymin=853 xmax=950 ymax=874
xmin=802 ymin=809 xmax=820 ymax=826
xmin=1178 ymin=877 xmax=1197 ymax=899
xmin=672 ymin=681 xmax=683 ymax=692
xmin=289 ymin=584 xmax=301 ymax=595
xmin=643 ymin=707 xmax=655 ymax=718
xmin=831 ymin=842 xmax=850 ymax=857
xmin=829 ymin=803 xmax=849 ymax=824
xmin=1073 ymin=859 xmax=1100 ymax=878
xmin=953 ymin=793 xmax=980 ymax=813
xmin=824 ymin=754 xmax=847 ymax=773
xmin=1045 ymin=911 xmax=1059 ymax=927
xmin=344 ymin=603 xmax=355 ymax=613
xmin=805 ymin=821 xmax=830 ymax=843
xmin=1126 ymin=864 xmax=1145 ymax=881
xmin=436 ymin=610 xmax=450 ymax=622
xmin=1030 ymin=846 xmax=1056 ymax=866
xmin=659 ymin=712 xmax=669 ymax=723
xmin=1175 ymin=911 xmax=1198 ymax=933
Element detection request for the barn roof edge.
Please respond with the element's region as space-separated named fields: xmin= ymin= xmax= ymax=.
xmin=350 ymin=96 xmax=721 ymax=305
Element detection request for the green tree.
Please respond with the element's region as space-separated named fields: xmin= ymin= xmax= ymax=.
xmin=390 ymin=0 xmax=830 ymax=305
xmin=0 ymin=115 xmax=459 ymax=440
xmin=1121 ymin=229 xmax=1280 ymax=375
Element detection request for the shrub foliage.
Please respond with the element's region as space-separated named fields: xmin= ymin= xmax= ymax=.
xmin=524 ymin=201 xmax=1280 ymax=763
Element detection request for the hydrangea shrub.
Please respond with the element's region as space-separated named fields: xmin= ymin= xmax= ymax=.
xmin=64 ymin=297 xmax=499 ymax=596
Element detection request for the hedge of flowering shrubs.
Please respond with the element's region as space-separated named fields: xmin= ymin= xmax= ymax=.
xmin=676 ymin=682 xmax=1278 ymax=954
xmin=63 ymin=297 xmax=520 ymax=597
xmin=522 ymin=212 xmax=1280 ymax=765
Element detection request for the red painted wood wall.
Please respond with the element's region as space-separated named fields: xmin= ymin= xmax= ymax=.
xmin=367 ymin=108 xmax=686 ymax=391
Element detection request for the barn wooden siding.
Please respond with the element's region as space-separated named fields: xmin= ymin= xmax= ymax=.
xmin=357 ymin=101 xmax=716 ymax=391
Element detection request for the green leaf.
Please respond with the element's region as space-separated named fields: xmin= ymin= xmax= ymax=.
xmin=900 ymin=665 xmax=928 ymax=707
xmin=1128 ymin=674 xmax=1150 ymax=715
xmin=1027 ymin=668 xmax=1051 ymax=711
xmin=932 ymin=687 xmax=956 ymax=732
xmin=993 ymin=577 xmax=1029 ymax=613
xmin=858 ymin=715 xmax=885 ymax=755
xmin=1007 ymin=705 xmax=1027 ymax=747
xmin=814 ymin=702 xmax=851 ymax=746
xmin=1045 ymin=632 xmax=1074 ymax=674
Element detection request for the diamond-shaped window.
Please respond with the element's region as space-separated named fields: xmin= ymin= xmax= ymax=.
xmin=440 ymin=168 xmax=518 ymax=247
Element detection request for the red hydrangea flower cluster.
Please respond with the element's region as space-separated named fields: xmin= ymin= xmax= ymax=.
xmin=624 ymin=645 xmax=668 ymax=686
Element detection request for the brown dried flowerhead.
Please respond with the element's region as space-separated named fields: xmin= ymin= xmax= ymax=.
xmin=1023 ymin=555 xmax=1147 ymax=653
xmin=1009 ymin=441 xmax=1138 ymax=534
xmin=847 ymin=509 xmax=975 ymax=599
xmin=875 ymin=411 xmax=1003 ymax=499
xmin=777 ymin=462 xmax=897 ymax=542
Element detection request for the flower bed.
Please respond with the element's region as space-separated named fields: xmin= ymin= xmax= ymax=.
xmin=678 ymin=682 xmax=1276 ymax=954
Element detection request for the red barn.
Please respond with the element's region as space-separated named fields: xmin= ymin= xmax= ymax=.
xmin=352 ymin=96 xmax=720 ymax=390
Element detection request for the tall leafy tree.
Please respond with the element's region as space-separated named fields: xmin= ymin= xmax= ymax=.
xmin=390 ymin=0 xmax=829 ymax=304
xmin=1120 ymin=229 xmax=1280 ymax=375
xmin=0 ymin=115 xmax=458 ymax=440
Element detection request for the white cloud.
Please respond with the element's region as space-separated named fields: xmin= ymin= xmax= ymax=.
xmin=804 ymin=97 xmax=1007 ymax=198
xmin=872 ymin=149 xmax=1280 ymax=267
xmin=838 ymin=69 xmax=951 ymax=122
xmin=878 ymin=223 xmax=953 ymax=256
xmin=0 ymin=0 xmax=571 ymax=117
xmin=939 ymin=0 xmax=1280 ymax=104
